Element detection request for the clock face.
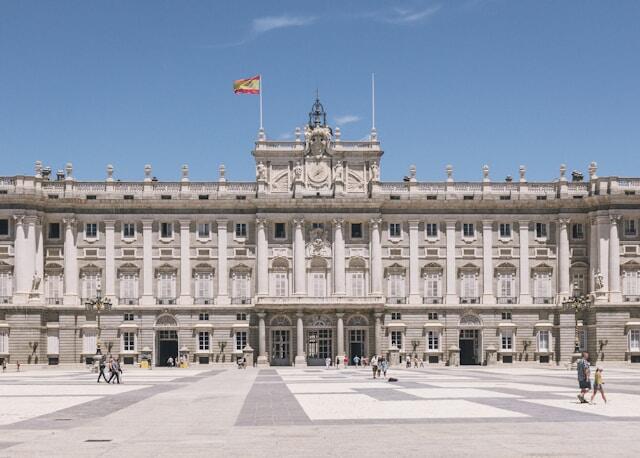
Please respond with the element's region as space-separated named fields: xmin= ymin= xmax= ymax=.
xmin=307 ymin=161 xmax=329 ymax=184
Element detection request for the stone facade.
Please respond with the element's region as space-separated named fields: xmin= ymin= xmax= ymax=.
xmin=1 ymin=99 xmax=640 ymax=368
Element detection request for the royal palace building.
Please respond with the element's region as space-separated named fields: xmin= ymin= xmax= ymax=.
xmin=1 ymin=99 xmax=640 ymax=368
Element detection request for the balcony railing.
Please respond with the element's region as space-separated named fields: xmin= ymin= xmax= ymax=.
xmin=623 ymin=295 xmax=640 ymax=302
xmin=497 ymin=297 xmax=517 ymax=304
xmin=459 ymin=297 xmax=480 ymax=304
xmin=387 ymin=296 xmax=407 ymax=304
xmin=46 ymin=297 xmax=63 ymax=305
xmin=119 ymin=297 xmax=139 ymax=305
xmin=157 ymin=298 xmax=176 ymax=305
xmin=194 ymin=297 xmax=215 ymax=305
xmin=0 ymin=296 xmax=12 ymax=304
xmin=533 ymin=296 xmax=554 ymax=304
xmin=423 ymin=296 xmax=443 ymax=304
xmin=231 ymin=296 xmax=252 ymax=305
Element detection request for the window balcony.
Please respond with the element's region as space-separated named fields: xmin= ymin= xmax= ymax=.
xmin=497 ymin=297 xmax=517 ymax=304
xmin=623 ymin=295 xmax=640 ymax=302
xmin=387 ymin=296 xmax=407 ymax=304
xmin=194 ymin=297 xmax=215 ymax=305
xmin=157 ymin=298 xmax=176 ymax=305
xmin=533 ymin=296 xmax=553 ymax=304
xmin=0 ymin=296 xmax=12 ymax=304
xmin=423 ymin=296 xmax=443 ymax=304
xmin=231 ymin=296 xmax=252 ymax=305
xmin=459 ymin=297 xmax=480 ymax=304
xmin=46 ymin=297 xmax=62 ymax=305
xmin=119 ymin=297 xmax=139 ymax=305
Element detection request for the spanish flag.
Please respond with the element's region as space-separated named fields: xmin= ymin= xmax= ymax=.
xmin=233 ymin=75 xmax=260 ymax=94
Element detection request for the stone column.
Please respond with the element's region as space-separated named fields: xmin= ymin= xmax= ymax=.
xmin=609 ymin=215 xmax=622 ymax=302
xmin=256 ymin=218 xmax=268 ymax=296
xmin=63 ymin=217 xmax=79 ymax=305
xmin=35 ymin=218 xmax=44 ymax=297
xmin=217 ymin=220 xmax=229 ymax=304
xmin=295 ymin=312 xmax=306 ymax=366
xmin=141 ymin=220 xmax=154 ymax=306
xmin=589 ymin=217 xmax=598 ymax=293
xmin=104 ymin=220 xmax=116 ymax=301
xmin=257 ymin=312 xmax=268 ymax=366
xmin=13 ymin=216 xmax=28 ymax=300
xmin=293 ymin=218 xmax=306 ymax=295
xmin=559 ymin=312 xmax=577 ymax=364
xmin=370 ymin=218 xmax=383 ymax=295
xmin=333 ymin=219 xmax=346 ymax=295
xmin=558 ymin=218 xmax=571 ymax=299
xmin=596 ymin=215 xmax=610 ymax=298
xmin=374 ymin=313 xmax=382 ymax=355
xmin=518 ymin=220 xmax=531 ymax=304
xmin=445 ymin=220 xmax=458 ymax=303
xmin=482 ymin=220 xmax=494 ymax=304
xmin=337 ymin=312 xmax=345 ymax=360
xmin=408 ymin=220 xmax=421 ymax=304
xmin=178 ymin=220 xmax=192 ymax=305
xmin=25 ymin=217 xmax=37 ymax=297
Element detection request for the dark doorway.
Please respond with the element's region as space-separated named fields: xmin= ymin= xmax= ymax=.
xmin=459 ymin=329 xmax=480 ymax=365
xmin=157 ymin=330 xmax=178 ymax=366
xmin=307 ymin=329 xmax=332 ymax=366
xmin=271 ymin=330 xmax=291 ymax=366
xmin=349 ymin=342 xmax=364 ymax=364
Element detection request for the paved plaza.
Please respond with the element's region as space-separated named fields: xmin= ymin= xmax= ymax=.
xmin=0 ymin=365 xmax=639 ymax=457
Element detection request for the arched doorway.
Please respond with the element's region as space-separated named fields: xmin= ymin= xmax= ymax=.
xmin=269 ymin=315 xmax=292 ymax=366
xmin=459 ymin=314 xmax=482 ymax=365
xmin=305 ymin=314 xmax=334 ymax=366
xmin=154 ymin=314 xmax=179 ymax=366
xmin=346 ymin=314 xmax=369 ymax=364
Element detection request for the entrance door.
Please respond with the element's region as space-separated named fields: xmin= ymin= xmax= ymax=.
xmin=157 ymin=330 xmax=178 ymax=366
xmin=349 ymin=329 xmax=365 ymax=365
xmin=271 ymin=330 xmax=291 ymax=366
xmin=459 ymin=329 xmax=480 ymax=365
xmin=307 ymin=329 xmax=333 ymax=366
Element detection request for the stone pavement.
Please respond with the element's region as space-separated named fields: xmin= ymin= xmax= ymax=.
xmin=1 ymin=365 xmax=639 ymax=457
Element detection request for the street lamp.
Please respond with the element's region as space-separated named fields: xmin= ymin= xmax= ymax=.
xmin=84 ymin=286 xmax=112 ymax=355
xmin=561 ymin=284 xmax=592 ymax=354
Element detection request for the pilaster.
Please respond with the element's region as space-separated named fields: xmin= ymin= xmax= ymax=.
xmin=140 ymin=219 xmax=155 ymax=306
xmin=518 ymin=220 xmax=532 ymax=304
xmin=481 ymin=220 xmax=495 ymax=304
xmin=178 ymin=220 xmax=193 ymax=305
xmin=217 ymin=220 xmax=230 ymax=304
xmin=408 ymin=220 xmax=421 ymax=304
xmin=63 ymin=217 xmax=79 ymax=306
xmin=445 ymin=220 xmax=458 ymax=304
xmin=333 ymin=218 xmax=346 ymax=295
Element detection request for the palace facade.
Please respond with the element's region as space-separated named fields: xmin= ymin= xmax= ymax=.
xmin=1 ymin=99 xmax=640 ymax=368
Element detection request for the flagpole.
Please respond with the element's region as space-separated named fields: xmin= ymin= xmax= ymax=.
xmin=259 ymin=74 xmax=263 ymax=131
xmin=371 ymin=73 xmax=377 ymax=140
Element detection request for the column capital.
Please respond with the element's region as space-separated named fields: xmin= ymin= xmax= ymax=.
xmin=610 ymin=214 xmax=621 ymax=225
xmin=178 ymin=219 xmax=191 ymax=229
xmin=296 ymin=311 xmax=304 ymax=318
xmin=518 ymin=220 xmax=530 ymax=229
xmin=255 ymin=217 xmax=267 ymax=228
xmin=293 ymin=217 xmax=305 ymax=227
xmin=63 ymin=217 xmax=76 ymax=228
xmin=336 ymin=312 xmax=345 ymax=318
xmin=104 ymin=220 xmax=116 ymax=229
xmin=216 ymin=219 xmax=229 ymax=226
xmin=332 ymin=218 xmax=344 ymax=228
xmin=369 ymin=217 xmax=382 ymax=228
xmin=558 ymin=217 xmax=571 ymax=226
xmin=408 ymin=220 xmax=420 ymax=230
xmin=445 ymin=220 xmax=456 ymax=230
xmin=13 ymin=215 xmax=25 ymax=225
xmin=482 ymin=220 xmax=493 ymax=229
xmin=141 ymin=219 xmax=154 ymax=230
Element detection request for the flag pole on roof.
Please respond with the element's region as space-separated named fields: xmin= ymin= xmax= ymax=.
xmin=233 ymin=74 xmax=264 ymax=138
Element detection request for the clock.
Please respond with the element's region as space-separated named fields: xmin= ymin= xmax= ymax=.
xmin=307 ymin=161 xmax=329 ymax=185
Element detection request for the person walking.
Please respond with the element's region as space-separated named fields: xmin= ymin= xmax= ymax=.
xmin=353 ymin=355 xmax=360 ymax=367
xmin=167 ymin=356 xmax=174 ymax=367
xmin=380 ymin=357 xmax=389 ymax=379
xmin=335 ymin=355 xmax=341 ymax=369
xmin=97 ymin=358 xmax=108 ymax=383
xmin=108 ymin=357 xmax=121 ymax=384
xmin=325 ymin=356 xmax=331 ymax=369
xmin=590 ymin=368 xmax=607 ymax=404
xmin=2 ymin=360 xmax=6 ymax=373
xmin=370 ymin=354 xmax=379 ymax=379
xmin=16 ymin=361 xmax=20 ymax=372
xmin=343 ymin=355 xmax=348 ymax=368
xmin=576 ymin=351 xmax=591 ymax=403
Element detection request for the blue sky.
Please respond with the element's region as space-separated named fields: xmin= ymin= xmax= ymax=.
xmin=1 ymin=0 xmax=639 ymax=182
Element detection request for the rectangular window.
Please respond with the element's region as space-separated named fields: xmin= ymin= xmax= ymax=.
xmin=538 ymin=330 xmax=550 ymax=352
xmin=119 ymin=274 xmax=138 ymax=300
xmin=195 ymin=272 xmax=213 ymax=299
xmin=349 ymin=271 xmax=365 ymax=296
xmin=233 ymin=273 xmax=250 ymax=298
xmin=236 ymin=331 xmax=248 ymax=351
xmin=501 ymin=311 xmax=512 ymax=320
xmin=274 ymin=272 xmax=287 ymax=297
xmin=572 ymin=273 xmax=586 ymax=295
xmin=124 ymin=313 xmax=134 ymax=321
xmin=622 ymin=270 xmax=640 ymax=296
xmin=123 ymin=223 xmax=136 ymax=238
xmin=501 ymin=330 xmax=513 ymax=351
xmin=535 ymin=223 xmax=548 ymax=239
xmin=85 ymin=223 xmax=97 ymax=238
xmin=236 ymin=313 xmax=247 ymax=321
xmin=461 ymin=272 xmax=477 ymax=298
xmin=45 ymin=274 xmax=62 ymax=300
xmin=0 ymin=330 xmax=8 ymax=354
xmin=391 ymin=312 xmax=401 ymax=320
xmin=351 ymin=223 xmax=362 ymax=239
xmin=235 ymin=223 xmax=247 ymax=238
xmin=312 ymin=222 xmax=324 ymax=231
xmin=427 ymin=331 xmax=439 ymax=351
xmin=199 ymin=313 xmax=209 ymax=321
xmin=160 ymin=222 xmax=173 ymax=239
xmin=534 ymin=272 xmax=552 ymax=300
xmin=0 ymin=219 xmax=8 ymax=236
xmin=198 ymin=332 xmax=210 ymax=351
xmin=0 ymin=272 xmax=12 ymax=299
xmin=81 ymin=273 xmax=100 ymax=299
xmin=123 ymin=332 xmax=135 ymax=352
xmin=424 ymin=273 xmax=440 ymax=298
xmin=498 ymin=273 xmax=515 ymax=299
xmin=388 ymin=274 xmax=405 ymax=298
xmin=274 ymin=223 xmax=286 ymax=239
xmin=630 ymin=329 xmax=640 ymax=352
xmin=197 ymin=223 xmax=210 ymax=239
xmin=572 ymin=223 xmax=584 ymax=240
xmin=157 ymin=272 xmax=176 ymax=299
xmin=47 ymin=330 xmax=59 ymax=355
xmin=427 ymin=312 xmax=439 ymax=321
xmin=499 ymin=223 xmax=511 ymax=238
xmin=391 ymin=330 xmax=403 ymax=349
xmin=426 ymin=223 xmax=438 ymax=238
xmin=311 ymin=272 xmax=326 ymax=297
xmin=389 ymin=223 xmax=401 ymax=238
xmin=463 ymin=223 xmax=474 ymax=238
xmin=624 ymin=219 xmax=637 ymax=237
xmin=48 ymin=222 xmax=60 ymax=239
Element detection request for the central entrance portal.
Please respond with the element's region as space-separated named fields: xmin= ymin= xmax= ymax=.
xmin=459 ymin=329 xmax=480 ymax=365
xmin=348 ymin=329 xmax=366 ymax=364
xmin=271 ymin=330 xmax=291 ymax=366
xmin=306 ymin=329 xmax=333 ymax=366
xmin=157 ymin=330 xmax=178 ymax=366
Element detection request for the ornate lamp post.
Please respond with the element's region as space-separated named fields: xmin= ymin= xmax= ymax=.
xmin=561 ymin=284 xmax=593 ymax=354
xmin=84 ymin=285 xmax=113 ymax=356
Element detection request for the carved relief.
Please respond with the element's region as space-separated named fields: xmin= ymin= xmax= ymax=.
xmin=347 ymin=169 xmax=365 ymax=192
xmin=270 ymin=166 xmax=290 ymax=192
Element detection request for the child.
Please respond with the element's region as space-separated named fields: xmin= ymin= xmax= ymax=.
xmin=590 ymin=368 xmax=607 ymax=404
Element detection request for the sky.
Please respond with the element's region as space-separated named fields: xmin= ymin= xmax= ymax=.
xmin=1 ymin=0 xmax=639 ymax=182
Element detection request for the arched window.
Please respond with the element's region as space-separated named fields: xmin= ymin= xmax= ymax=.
xmin=348 ymin=257 xmax=367 ymax=297
xmin=309 ymin=257 xmax=327 ymax=297
xmin=270 ymin=258 xmax=289 ymax=297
